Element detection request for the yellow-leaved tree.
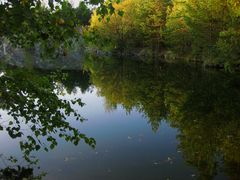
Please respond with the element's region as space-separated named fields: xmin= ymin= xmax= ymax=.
xmin=86 ymin=0 xmax=169 ymax=53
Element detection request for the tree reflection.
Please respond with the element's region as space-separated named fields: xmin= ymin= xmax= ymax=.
xmin=83 ymin=55 xmax=168 ymax=131
xmin=0 ymin=66 xmax=94 ymax=162
xmin=83 ymin=55 xmax=240 ymax=179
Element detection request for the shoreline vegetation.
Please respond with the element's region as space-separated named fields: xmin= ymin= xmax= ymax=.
xmin=84 ymin=0 xmax=240 ymax=72
xmin=85 ymin=47 xmax=240 ymax=71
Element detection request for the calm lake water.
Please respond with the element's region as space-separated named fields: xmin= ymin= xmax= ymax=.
xmin=0 ymin=55 xmax=240 ymax=179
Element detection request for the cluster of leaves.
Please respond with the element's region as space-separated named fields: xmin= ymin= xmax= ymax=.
xmin=0 ymin=0 xmax=81 ymax=57
xmin=0 ymin=0 xmax=119 ymax=58
xmin=83 ymin=55 xmax=240 ymax=178
xmin=0 ymin=67 xmax=95 ymax=162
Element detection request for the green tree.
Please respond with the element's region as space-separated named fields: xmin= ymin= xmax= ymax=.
xmin=0 ymin=0 xmax=118 ymax=57
xmin=87 ymin=0 xmax=169 ymax=54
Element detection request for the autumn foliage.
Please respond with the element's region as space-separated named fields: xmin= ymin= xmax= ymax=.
xmin=87 ymin=0 xmax=240 ymax=69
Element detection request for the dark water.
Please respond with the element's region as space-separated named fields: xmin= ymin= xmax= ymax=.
xmin=0 ymin=55 xmax=240 ymax=179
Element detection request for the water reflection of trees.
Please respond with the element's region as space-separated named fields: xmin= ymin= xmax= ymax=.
xmin=0 ymin=66 xmax=95 ymax=162
xmin=83 ymin=55 xmax=240 ymax=179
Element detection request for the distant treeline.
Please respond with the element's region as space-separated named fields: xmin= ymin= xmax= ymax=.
xmin=85 ymin=0 xmax=240 ymax=70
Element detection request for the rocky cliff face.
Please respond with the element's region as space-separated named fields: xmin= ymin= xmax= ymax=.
xmin=0 ymin=40 xmax=85 ymax=70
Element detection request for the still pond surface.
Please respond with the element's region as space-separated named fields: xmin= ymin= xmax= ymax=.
xmin=0 ymin=55 xmax=240 ymax=179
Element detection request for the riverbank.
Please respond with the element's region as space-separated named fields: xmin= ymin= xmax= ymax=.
xmin=85 ymin=47 xmax=240 ymax=72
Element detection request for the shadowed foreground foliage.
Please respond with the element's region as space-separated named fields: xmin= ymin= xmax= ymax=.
xmin=0 ymin=0 xmax=120 ymax=58
xmin=0 ymin=66 xmax=95 ymax=162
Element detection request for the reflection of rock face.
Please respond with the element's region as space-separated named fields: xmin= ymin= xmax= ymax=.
xmin=0 ymin=41 xmax=85 ymax=70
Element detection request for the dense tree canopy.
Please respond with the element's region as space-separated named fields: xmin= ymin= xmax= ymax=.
xmin=87 ymin=0 xmax=170 ymax=53
xmin=86 ymin=0 xmax=240 ymax=70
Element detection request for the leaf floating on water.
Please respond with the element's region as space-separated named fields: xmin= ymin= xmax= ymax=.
xmin=64 ymin=157 xmax=69 ymax=162
xmin=64 ymin=156 xmax=76 ymax=162
xmin=127 ymin=136 xmax=132 ymax=140
xmin=165 ymin=157 xmax=174 ymax=165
